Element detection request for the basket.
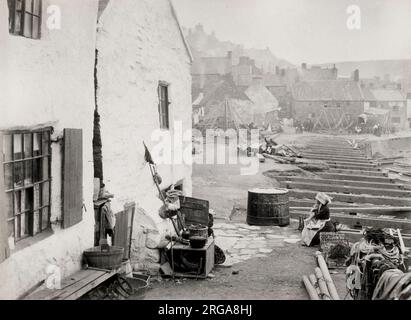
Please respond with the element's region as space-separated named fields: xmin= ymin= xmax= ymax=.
xmin=83 ymin=246 xmax=124 ymax=270
xmin=187 ymin=224 xmax=208 ymax=238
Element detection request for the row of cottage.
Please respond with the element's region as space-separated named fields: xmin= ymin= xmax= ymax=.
xmin=0 ymin=0 xmax=193 ymax=299
xmin=192 ymin=53 xmax=410 ymax=131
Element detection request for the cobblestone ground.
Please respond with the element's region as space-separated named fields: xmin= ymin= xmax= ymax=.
xmin=214 ymin=220 xmax=302 ymax=267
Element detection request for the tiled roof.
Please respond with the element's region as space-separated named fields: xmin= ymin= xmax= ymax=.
xmin=291 ymin=80 xmax=363 ymax=101
xmin=369 ymin=89 xmax=405 ymax=101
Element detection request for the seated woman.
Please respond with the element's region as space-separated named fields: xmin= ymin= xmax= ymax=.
xmin=301 ymin=192 xmax=336 ymax=246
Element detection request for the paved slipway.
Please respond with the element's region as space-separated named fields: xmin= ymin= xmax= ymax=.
xmin=140 ymin=139 xmax=348 ymax=300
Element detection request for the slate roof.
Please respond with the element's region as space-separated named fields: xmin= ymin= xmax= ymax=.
xmin=244 ymin=84 xmax=279 ymax=113
xmin=291 ymin=80 xmax=364 ymax=101
xmin=369 ymin=89 xmax=405 ymax=101
xmin=200 ymin=77 xmax=249 ymax=107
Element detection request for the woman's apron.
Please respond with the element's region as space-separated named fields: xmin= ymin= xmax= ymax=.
xmin=301 ymin=217 xmax=330 ymax=246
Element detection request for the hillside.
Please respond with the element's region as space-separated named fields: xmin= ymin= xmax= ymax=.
xmin=184 ymin=24 xmax=293 ymax=73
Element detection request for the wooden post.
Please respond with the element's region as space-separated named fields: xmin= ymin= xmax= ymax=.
xmin=314 ymin=267 xmax=331 ymax=300
xmin=316 ymin=251 xmax=340 ymax=300
xmin=309 ymin=273 xmax=321 ymax=296
xmin=302 ymin=275 xmax=320 ymax=300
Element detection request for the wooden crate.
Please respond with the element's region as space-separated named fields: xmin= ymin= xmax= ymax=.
xmin=170 ymin=237 xmax=215 ymax=279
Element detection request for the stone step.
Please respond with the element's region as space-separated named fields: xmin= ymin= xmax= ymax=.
xmin=282 ymin=181 xmax=411 ymax=198
xmin=289 ymin=189 xmax=411 ymax=206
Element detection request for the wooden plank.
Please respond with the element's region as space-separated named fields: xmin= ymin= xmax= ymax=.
xmin=289 ymin=189 xmax=411 ymax=206
xmin=282 ymin=181 xmax=411 ymax=197
xmin=275 ymin=176 xmax=404 ymax=190
xmin=290 ymin=210 xmax=411 ymax=230
xmin=302 ymin=154 xmax=371 ymax=162
xmin=24 ymin=269 xmax=99 ymax=300
xmin=318 ymin=172 xmax=393 ymax=183
xmin=62 ymin=128 xmax=83 ymax=228
xmin=340 ymin=230 xmax=411 ymax=247
xmin=0 ymin=132 xmax=10 ymax=263
xmin=48 ymin=270 xmax=107 ymax=300
xmin=328 ymin=168 xmax=387 ymax=177
xmin=327 ymin=164 xmax=380 ymax=171
xmin=63 ymin=271 xmax=117 ymax=300
xmin=302 ymin=152 xmax=368 ymax=160
xmin=113 ymin=210 xmax=129 ymax=259
xmin=290 ymin=206 xmax=411 ymax=217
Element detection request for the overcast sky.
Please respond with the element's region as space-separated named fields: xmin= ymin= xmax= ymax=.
xmin=172 ymin=0 xmax=411 ymax=65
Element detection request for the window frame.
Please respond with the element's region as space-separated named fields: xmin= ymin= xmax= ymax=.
xmin=3 ymin=127 xmax=52 ymax=243
xmin=158 ymin=82 xmax=170 ymax=130
xmin=8 ymin=0 xmax=42 ymax=39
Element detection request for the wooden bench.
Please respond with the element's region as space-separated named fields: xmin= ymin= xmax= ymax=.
xmin=23 ymin=268 xmax=119 ymax=300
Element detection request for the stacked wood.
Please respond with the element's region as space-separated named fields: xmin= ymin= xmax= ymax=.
xmin=302 ymin=275 xmax=320 ymax=300
xmin=302 ymin=251 xmax=341 ymax=300
xmin=315 ymin=251 xmax=340 ymax=300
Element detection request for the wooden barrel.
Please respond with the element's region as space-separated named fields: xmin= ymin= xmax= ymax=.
xmin=247 ymin=188 xmax=290 ymax=226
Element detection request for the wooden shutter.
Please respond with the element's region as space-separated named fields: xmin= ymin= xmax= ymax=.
xmin=113 ymin=203 xmax=135 ymax=259
xmin=62 ymin=129 xmax=83 ymax=228
xmin=0 ymin=132 xmax=10 ymax=262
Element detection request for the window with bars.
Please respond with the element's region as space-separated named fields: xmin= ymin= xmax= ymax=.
xmin=158 ymin=83 xmax=170 ymax=129
xmin=3 ymin=129 xmax=51 ymax=243
xmin=8 ymin=0 xmax=42 ymax=39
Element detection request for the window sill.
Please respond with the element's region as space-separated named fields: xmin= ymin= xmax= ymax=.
xmin=10 ymin=229 xmax=54 ymax=255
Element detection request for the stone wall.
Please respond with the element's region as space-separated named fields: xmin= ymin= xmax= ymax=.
xmin=0 ymin=0 xmax=98 ymax=299
xmin=96 ymin=0 xmax=192 ymax=271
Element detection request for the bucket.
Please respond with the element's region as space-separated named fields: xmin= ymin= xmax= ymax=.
xmin=247 ymin=188 xmax=290 ymax=226
xmin=187 ymin=224 xmax=208 ymax=238
xmin=83 ymin=246 xmax=124 ymax=269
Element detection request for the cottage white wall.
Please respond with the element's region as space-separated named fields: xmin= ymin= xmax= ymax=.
xmin=0 ymin=0 xmax=97 ymax=299
xmin=96 ymin=0 xmax=192 ymax=270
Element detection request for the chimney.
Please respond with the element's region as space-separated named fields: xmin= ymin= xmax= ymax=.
xmin=302 ymin=63 xmax=307 ymax=70
xmin=227 ymin=51 xmax=232 ymax=59
xmin=275 ymin=66 xmax=280 ymax=75
xmin=353 ymin=69 xmax=359 ymax=82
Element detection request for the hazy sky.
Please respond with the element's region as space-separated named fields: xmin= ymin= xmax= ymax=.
xmin=172 ymin=0 xmax=411 ymax=65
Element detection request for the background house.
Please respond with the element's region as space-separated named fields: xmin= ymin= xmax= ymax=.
xmin=363 ymin=88 xmax=407 ymax=131
xmin=0 ymin=0 xmax=98 ymax=299
xmin=290 ymin=80 xmax=364 ymax=123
